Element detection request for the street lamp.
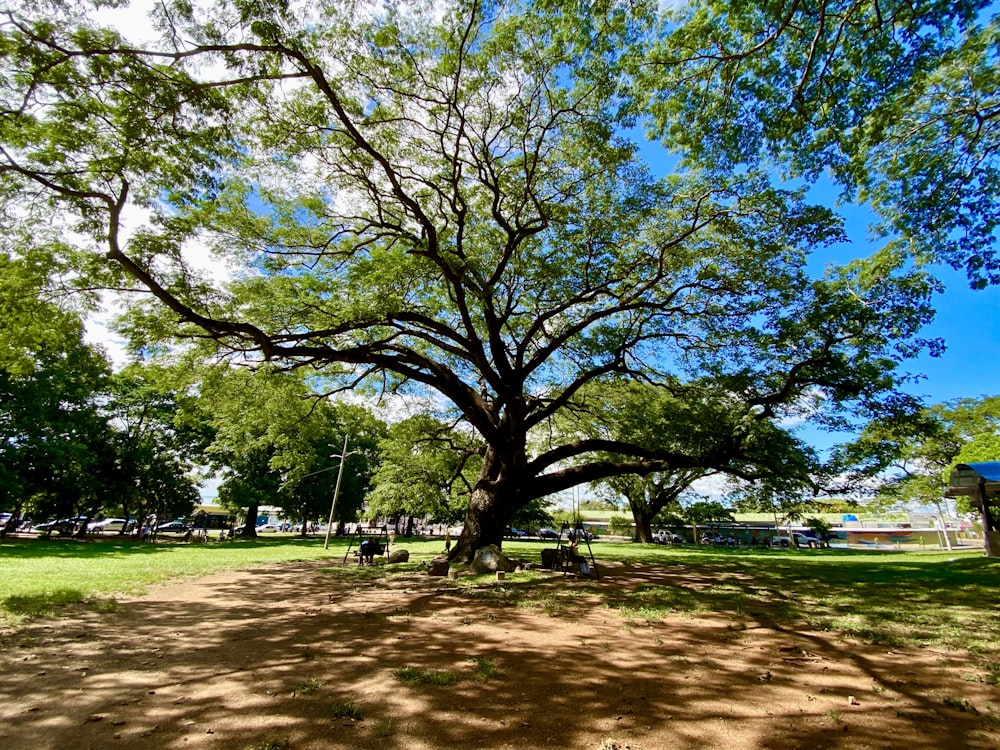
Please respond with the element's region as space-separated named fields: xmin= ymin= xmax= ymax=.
xmin=323 ymin=434 xmax=361 ymax=550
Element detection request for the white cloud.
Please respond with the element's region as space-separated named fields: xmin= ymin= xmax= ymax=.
xmin=690 ymin=473 xmax=730 ymax=501
xmin=84 ymin=313 xmax=131 ymax=370
xmin=94 ymin=0 xmax=159 ymax=42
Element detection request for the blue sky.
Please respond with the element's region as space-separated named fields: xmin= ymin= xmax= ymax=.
xmin=906 ymin=268 xmax=998 ymax=403
xmin=634 ymin=129 xmax=998 ymax=453
xmin=786 ymin=177 xmax=999 ymax=456
xmin=812 ymin=196 xmax=998 ymax=407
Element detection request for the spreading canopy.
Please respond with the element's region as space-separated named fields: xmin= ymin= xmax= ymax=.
xmin=643 ymin=0 xmax=1000 ymax=287
xmin=0 ymin=0 xmax=956 ymax=556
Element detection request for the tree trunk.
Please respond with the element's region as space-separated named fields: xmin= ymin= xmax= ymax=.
xmin=242 ymin=502 xmax=259 ymax=538
xmin=121 ymin=499 xmax=132 ymax=536
xmin=75 ymin=508 xmax=98 ymax=538
xmin=630 ymin=505 xmax=654 ymax=544
xmin=449 ymin=439 xmax=529 ymax=562
xmin=451 ymin=487 xmax=512 ymax=563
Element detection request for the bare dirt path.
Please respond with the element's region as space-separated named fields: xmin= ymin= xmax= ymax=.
xmin=1 ymin=559 xmax=997 ymax=750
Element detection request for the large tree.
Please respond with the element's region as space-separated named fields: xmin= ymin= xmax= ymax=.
xmin=0 ymin=1 xmax=953 ymax=559
xmin=0 ymin=241 xmax=112 ymax=524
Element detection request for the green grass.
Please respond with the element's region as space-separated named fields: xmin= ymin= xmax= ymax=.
xmin=0 ymin=534 xmax=444 ymax=624
xmin=603 ymin=546 xmax=1000 ymax=656
xmin=470 ymin=656 xmax=499 ymax=681
xmin=392 ymin=666 xmax=461 ymax=686
xmin=293 ymin=678 xmax=324 ymax=695
xmin=2 ymin=535 xmax=998 ymax=662
xmin=330 ymin=701 xmax=363 ymax=719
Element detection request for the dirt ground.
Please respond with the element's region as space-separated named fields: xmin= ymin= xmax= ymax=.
xmin=1 ymin=557 xmax=997 ymax=750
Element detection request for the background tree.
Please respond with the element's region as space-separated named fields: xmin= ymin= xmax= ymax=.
xmin=278 ymin=401 xmax=386 ymax=535
xmin=202 ymin=366 xmax=385 ymax=537
xmin=844 ymin=396 xmax=1000 ymax=523
xmin=367 ymin=414 xmax=482 ymax=533
xmin=571 ymin=380 xmax=821 ymax=542
xmin=0 ymin=1 xmax=948 ymax=560
xmin=509 ymin=498 xmax=555 ymax=535
xmin=0 ymin=241 xmax=112 ymax=527
xmin=597 ymin=473 xmax=703 ymax=544
xmin=683 ymin=500 xmax=736 ymax=544
xmin=607 ymin=515 xmax=634 ymax=538
xmin=94 ymin=366 xmax=210 ymax=534
xmin=0 ymin=239 xmax=207 ymax=533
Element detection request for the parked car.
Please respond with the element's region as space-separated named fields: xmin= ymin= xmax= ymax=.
xmin=769 ymin=533 xmax=822 ymax=548
xmin=90 ymin=518 xmax=128 ymax=533
xmin=792 ymin=532 xmax=823 ymax=548
xmin=156 ymin=520 xmax=191 ymax=535
xmin=505 ymin=527 xmax=528 ymax=537
xmin=230 ymin=524 xmax=281 ymax=535
xmin=33 ymin=517 xmax=83 ymax=536
xmin=538 ymin=527 xmax=560 ymax=540
xmin=654 ymin=531 xmax=684 ymax=544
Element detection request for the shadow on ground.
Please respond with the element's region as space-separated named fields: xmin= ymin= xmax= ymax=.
xmin=0 ymin=560 xmax=997 ymax=750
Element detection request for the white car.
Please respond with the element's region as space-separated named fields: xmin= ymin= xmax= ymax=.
xmin=255 ymin=523 xmax=283 ymax=533
xmin=90 ymin=518 xmax=128 ymax=533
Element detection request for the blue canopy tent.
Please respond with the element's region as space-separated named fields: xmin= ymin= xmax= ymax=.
xmin=946 ymin=462 xmax=1000 ymax=557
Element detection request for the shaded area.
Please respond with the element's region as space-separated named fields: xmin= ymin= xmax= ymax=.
xmin=0 ymin=560 xmax=998 ymax=750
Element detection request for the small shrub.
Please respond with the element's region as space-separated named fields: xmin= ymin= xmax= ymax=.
xmin=87 ymin=597 xmax=119 ymax=614
xmin=372 ymin=719 xmax=393 ymax=738
xmin=245 ymin=741 xmax=289 ymax=750
xmin=471 ymin=656 xmax=499 ymax=681
xmin=330 ymin=701 xmax=363 ymax=720
xmin=941 ymin=695 xmax=979 ymax=714
xmin=392 ymin=666 xmax=459 ymax=686
xmin=293 ymin=679 xmax=324 ymax=695
xmin=607 ymin=515 xmax=632 ymax=537
xmin=964 ymin=662 xmax=1000 ymax=685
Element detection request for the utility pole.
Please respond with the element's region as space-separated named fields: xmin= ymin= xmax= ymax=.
xmin=324 ymin=434 xmax=360 ymax=551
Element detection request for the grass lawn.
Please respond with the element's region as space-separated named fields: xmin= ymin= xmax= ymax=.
xmin=2 ymin=534 xmax=998 ymax=673
xmin=0 ymin=533 xmax=354 ymax=622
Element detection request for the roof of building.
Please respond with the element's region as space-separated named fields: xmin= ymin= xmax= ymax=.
xmin=946 ymin=462 xmax=1000 ymax=497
